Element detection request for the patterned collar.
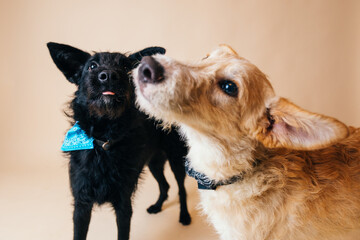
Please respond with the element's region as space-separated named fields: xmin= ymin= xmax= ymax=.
xmin=61 ymin=122 xmax=121 ymax=152
xmin=185 ymin=158 xmax=259 ymax=190
xmin=61 ymin=122 xmax=94 ymax=151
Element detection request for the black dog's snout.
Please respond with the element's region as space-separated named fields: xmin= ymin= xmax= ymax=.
xmin=138 ymin=56 xmax=164 ymax=84
xmin=98 ymin=70 xmax=119 ymax=83
xmin=98 ymin=71 xmax=109 ymax=82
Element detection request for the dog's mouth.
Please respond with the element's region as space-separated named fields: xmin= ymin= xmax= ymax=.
xmin=99 ymin=91 xmax=129 ymax=104
xmin=101 ymin=91 xmax=123 ymax=102
xmin=102 ymin=91 xmax=116 ymax=96
xmin=88 ymin=90 xmax=131 ymax=119
xmin=88 ymin=87 xmax=129 ymax=104
xmin=96 ymin=89 xmax=126 ymax=100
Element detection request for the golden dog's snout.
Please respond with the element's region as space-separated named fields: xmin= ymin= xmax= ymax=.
xmin=138 ymin=56 xmax=165 ymax=84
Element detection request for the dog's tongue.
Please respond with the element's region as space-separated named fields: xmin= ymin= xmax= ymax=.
xmin=102 ymin=91 xmax=115 ymax=96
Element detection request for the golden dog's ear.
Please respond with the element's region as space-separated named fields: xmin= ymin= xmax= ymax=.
xmin=219 ymin=44 xmax=238 ymax=55
xmin=255 ymin=97 xmax=349 ymax=150
xmin=209 ymin=44 xmax=239 ymax=58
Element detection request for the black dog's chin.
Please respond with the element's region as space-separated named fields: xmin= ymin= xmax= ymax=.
xmin=88 ymin=96 xmax=128 ymax=119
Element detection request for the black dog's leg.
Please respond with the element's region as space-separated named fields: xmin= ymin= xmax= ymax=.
xmin=168 ymin=156 xmax=191 ymax=225
xmin=147 ymin=153 xmax=169 ymax=213
xmin=73 ymin=201 xmax=93 ymax=240
xmin=113 ymin=199 xmax=132 ymax=240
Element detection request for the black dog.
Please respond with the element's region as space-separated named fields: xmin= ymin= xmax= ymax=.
xmin=47 ymin=42 xmax=191 ymax=240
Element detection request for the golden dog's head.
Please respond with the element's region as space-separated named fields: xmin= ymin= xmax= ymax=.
xmin=133 ymin=45 xmax=348 ymax=150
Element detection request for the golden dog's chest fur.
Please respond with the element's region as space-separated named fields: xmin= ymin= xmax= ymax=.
xmin=198 ymin=127 xmax=360 ymax=240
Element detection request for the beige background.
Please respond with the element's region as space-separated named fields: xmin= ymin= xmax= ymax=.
xmin=0 ymin=0 xmax=359 ymax=239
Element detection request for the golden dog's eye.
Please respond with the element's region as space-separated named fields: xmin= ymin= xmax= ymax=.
xmin=89 ymin=61 xmax=98 ymax=70
xmin=218 ymin=80 xmax=238 ymax=97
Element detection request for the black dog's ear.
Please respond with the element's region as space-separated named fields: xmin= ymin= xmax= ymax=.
xmin=47 ymin=42 xmax=91 ymax=84
xmin=129 ymin=47 xmax=166 ymax=67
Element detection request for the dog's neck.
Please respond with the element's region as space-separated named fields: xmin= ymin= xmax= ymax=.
xmin=180 ymin=125 xmax=258 ymax=181
xmin=72 ymin=100 xmax=140 ymax=141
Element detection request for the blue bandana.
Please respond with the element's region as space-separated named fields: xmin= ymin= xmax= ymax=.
xmin=61 ymin=122 xmax=94 ymax=151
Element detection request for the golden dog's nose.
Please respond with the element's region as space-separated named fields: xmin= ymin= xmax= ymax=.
xmin=138 ymin=56 xmax=164 ymax=84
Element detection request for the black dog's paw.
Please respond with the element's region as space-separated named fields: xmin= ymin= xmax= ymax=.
xmin=147 ymin=204 xmax=162 ymax=214
xmin=179 ymin=211 xmax=191 ymax=225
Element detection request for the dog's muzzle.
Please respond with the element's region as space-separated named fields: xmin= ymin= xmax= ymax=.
xmin=138 ymin=56 xmax=165 ymax=84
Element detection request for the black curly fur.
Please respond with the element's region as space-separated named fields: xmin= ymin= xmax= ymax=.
xmin=47 ymin=42 xmax=191 ymax=240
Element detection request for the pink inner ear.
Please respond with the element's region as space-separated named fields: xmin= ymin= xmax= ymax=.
xmin=273 ymin=122 xmax=292 ymax=138
xmin=257 ymin=98 xmax=349 ymax=150
xmin=273 ymin=121 xmax=314 ymax=148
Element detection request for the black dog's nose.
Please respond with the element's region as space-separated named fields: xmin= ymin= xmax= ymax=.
xmin=138 ymin=56 xmax=164 ymax=84
xmin=98 ymin=71 xmax=109 ymax=82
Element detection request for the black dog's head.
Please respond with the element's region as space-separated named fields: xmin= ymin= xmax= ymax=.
xmin=47 ymin=42 xmax=165 ymax=119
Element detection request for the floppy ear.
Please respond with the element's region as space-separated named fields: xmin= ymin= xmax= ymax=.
xmin=255 ymin=97 xmax=349 ymax=150
xmin=128 ymin=46 xmax=166 ymax=67
xmin=47 ymin=42 xmax=91 ymax=84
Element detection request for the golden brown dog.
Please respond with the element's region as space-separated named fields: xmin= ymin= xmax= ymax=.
xmin=132 ymin=45 xmax=360 ymax=240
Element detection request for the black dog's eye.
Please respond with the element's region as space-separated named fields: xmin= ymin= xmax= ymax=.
xmin=89 ymin=62 xmax=98 ymax=70
xmin=218 ymin=80 xmax=238 ymax=97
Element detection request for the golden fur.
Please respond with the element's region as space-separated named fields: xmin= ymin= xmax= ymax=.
xmin=133 ymin=45 xmax=360 ymax=240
